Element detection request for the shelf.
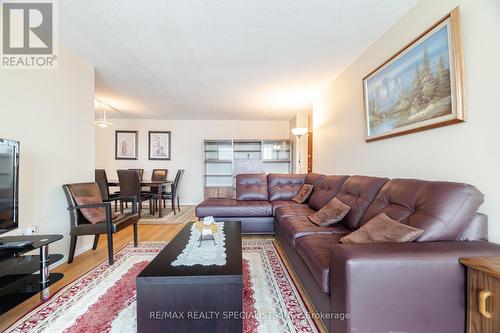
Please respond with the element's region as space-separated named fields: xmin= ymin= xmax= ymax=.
xmin=204 ymin=138 xmax=292 ymax=197
xmin=204 ymin=140 xmax=232 ymax=143
xmin=233 ymin=149 xmax=261 ymax=152
xmin=0 ymin=254 xmax=63 ymax=279
xmin=0 ymin=272 xmax=64 ymax=315
xmin=205 ymin=185 xmax=234 ymax=188
xmin=205 ymin=159 xmax=232 ymax=163
xmin=233 ymin=140 xmax=261 ymax=143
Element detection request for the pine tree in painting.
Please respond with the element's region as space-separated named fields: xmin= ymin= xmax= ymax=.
xmin=435 ymin=55 xmax=451 ymax=99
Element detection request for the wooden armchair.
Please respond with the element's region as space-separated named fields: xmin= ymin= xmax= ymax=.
xmin=62 ymin=182 xmax=139 ymax=265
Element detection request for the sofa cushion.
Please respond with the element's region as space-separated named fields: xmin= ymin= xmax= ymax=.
xmin=281 ymin=215 xmax=351 ymax=246
xmin=275 ymin=205 xmax=316 ymax=223
xmin=292 ymin=184 xmax=314 ymax=203
xmin=235 ymin=174 xmax=269 ymax=200
xmin=271 ymin=200 xmax=303 ymax=215
xmin=268 ymin=173 xmax=306 ymax=201
xmin=308 ymin=175 xmax=349 ymax=210
xmin=340 ymin=213 xmax=424 ymax=244
xmin=359 ymin=178 xmax=485 ymax=241
xmin=295 ymin=234 xmax=345 ymax=294
xmin=336 ymin=175 xmax=389 ymax=230
xmin=195 ymin=198 xmax=272 ymax=217
xmin=309 ymin=197 xmax=351 ymax=227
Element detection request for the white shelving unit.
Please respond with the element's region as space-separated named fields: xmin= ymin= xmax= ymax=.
xmin=262 ymin=140 xmax=292 ymax=174
xmin=203 ymin=139 xmax=292 ymax=198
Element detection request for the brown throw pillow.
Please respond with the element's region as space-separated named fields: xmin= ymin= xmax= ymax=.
xmin=73 ymin=196 xmax=108 ymax=224
xmin=308 ymin=197 xmax=350 ymax=226
xmin=292 ymin=184 xmax=314 ymax=203
xmin=340 ymin=213 xmax=424 ymax=244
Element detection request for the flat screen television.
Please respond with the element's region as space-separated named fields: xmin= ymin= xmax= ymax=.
xmin=0 ymin=138 xmax=19 ymax=234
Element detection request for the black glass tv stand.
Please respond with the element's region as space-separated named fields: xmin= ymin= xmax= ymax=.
xmin=0 ymin=234 xmax=63 ymax=315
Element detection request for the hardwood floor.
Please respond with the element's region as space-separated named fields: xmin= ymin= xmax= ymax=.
xmin=0 ymin=223 xmax=186 ymax=331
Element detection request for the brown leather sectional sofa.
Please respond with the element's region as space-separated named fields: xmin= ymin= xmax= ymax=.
xmin=195 ymin=173 xmax=500 ymax=332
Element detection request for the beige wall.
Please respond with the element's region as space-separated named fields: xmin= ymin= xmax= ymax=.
xmin=313 ymin=0 xmax=500 ymax=243
xmin=95 ymin=119 xmax=290 ymax=204
xmin=0 ymin=47 xmax=95 ymax=258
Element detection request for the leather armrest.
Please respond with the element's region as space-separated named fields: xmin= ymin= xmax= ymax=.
xmin=68 ymin=202 xmax=111 ymax=210
xmin=329 ymin=241 xmax=500 ymax=333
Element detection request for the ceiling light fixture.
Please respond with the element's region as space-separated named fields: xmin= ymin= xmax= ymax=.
xmin=94 ymin=97 xmax=113 ymax=128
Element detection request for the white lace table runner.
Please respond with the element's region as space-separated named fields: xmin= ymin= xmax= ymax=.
xmin=171 ymin=222 xmax=227 ymax=266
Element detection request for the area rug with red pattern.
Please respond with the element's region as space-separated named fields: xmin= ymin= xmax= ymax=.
xmin=6 ymin=239 xmax=320 ymax=333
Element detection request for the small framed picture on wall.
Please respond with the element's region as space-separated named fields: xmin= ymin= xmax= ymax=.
xmin=115 ymin=130 xmax=138 ymax=160
xmin=148 ymin=131 xmax=171 ymax=160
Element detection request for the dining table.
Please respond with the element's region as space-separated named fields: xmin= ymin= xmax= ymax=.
xmin=107 ymin=179 xmax=172 ymax=218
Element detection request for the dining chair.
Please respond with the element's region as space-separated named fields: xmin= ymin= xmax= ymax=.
xmin=147 ymin=169 xmax=168 ymax=211
xmin=95 ymin=169 xmax=119 ymax=212
xmin=62 ymin=182 xmax=139 ymax=265
xmin=155 ymin=169 xmax=184 ymax=215
xmin=119 ymin=169 xmax=145 ymax=209
xmin=118 ymin=170 xmax=153 ymax=218
xmin=126 ymin=169 xmax=145 ymax=209
xmin=128 ymin=168 xmax=144 ymax=180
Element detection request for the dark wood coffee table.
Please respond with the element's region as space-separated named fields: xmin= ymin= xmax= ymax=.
xmin=136 ymin=221 xmax=242 ymax=333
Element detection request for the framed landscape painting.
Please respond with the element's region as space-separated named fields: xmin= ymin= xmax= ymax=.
xmin=363 ymin=8 xmax=464 ymax=142
xmin=148 ymin=131 xmax=171 ymax=160
xmin=115 ymin=130 xmax=138 ymax=160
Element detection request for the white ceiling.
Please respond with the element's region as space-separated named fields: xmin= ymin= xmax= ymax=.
xmin=59 ymin=0 xmax=417 ymax=120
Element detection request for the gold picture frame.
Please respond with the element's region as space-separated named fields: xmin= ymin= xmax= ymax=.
xmin=363 ymin=7 xmax=465 ymax=142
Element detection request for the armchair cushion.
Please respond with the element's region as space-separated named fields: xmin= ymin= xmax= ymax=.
xmin=73 ymin=196 xmax=110 ymax=224
xmin=340 ymin=213 xmax=423 ymax=244
xmin=70 ymin=212 xmax=139 ymax=235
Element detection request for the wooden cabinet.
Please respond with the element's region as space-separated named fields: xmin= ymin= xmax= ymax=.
xmin=460 ymin=256 xmax=500 ymax=333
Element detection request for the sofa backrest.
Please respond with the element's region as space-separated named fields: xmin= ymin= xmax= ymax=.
xmin=304 ymin=172 xmax=326 ymax=186
xmin=268 ymin=174 xmax=306 ymax=201
xmin=336 ymin=175 xmax=389 ymax=230
xmin=308 ymin=175 xmax=350 ymax=210
xmin=359 ymin=178 xmax=485 ymax=241
xmin=235 ymin=173 xmax=269 ymax=200
xmin=458 ymin=213 xmax=488 ymax=241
